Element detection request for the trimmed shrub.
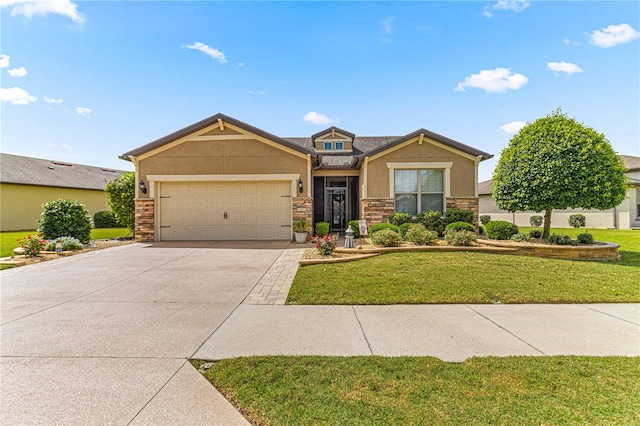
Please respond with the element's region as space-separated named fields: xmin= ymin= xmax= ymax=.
xmin=371 ymin=229 xmax=402 ymax=247
xmin=478 ymin=226 xmax=485 ymax=236
xmin=398 ymin=223 xmax=413 ymax=238
xmin=510 ymin=233 xmax=527 ymax=242
xmin=445 ymin=230 xmax=477 ymax=246
xmin=528 ymin=229 xmax=543 ymax=239
xmin=369 ymin=223 xmax=400 ymax=235
xmin=577 ymin=232 xmax=595 ymax=245
xmin=347 ymin=220 xmax=361 ymax=238
xmin=105 ymin=171 xmax=135 ymax=231
xmin=404 ymin=224 xmax=438 ymax=246
xmin=444 ymin=208 xmax=474 ymax=225
xmin=568 ymin=214 xmax=586 ymax=229
xmin=530 ymin=215 xmax=543 ymax=227
xmin=485 ymin=220 xmax=519 ymax=240
xmin=479 ymin=215 xmax=491 ymax=225
xmin=387 ymin=212 xmax=413 ymax=226
xmin=94 ymin=210 xmax=120 ymax=228
xmin=315 ymin=222 xmax=329 ymax=237
xmin=445 ymin=221 xmax=476 ymax=234
xmin=548 ymin=233 xmax=573 ymax=245
xmin=38 ymin=199 xmax=92 ymax=243
xmin=416 ymin=210 xmax=445 ymax=235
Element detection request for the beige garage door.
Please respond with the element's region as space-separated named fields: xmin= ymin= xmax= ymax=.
xmin=159 ymin=181 xmax=292 ymax=241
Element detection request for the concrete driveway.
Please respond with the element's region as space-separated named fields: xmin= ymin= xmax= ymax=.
xmin=1 ymin=242 xmax=285 ymax=425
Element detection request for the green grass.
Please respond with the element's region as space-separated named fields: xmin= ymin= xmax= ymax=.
xmin=1 ymin=228 xmax=131 ymax=258
xmin=288 ymin=228 xmax=639 ymax=305
xmin=194 ymin=356 xmax=640 ymax=426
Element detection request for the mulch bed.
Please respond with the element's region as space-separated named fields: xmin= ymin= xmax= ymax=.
xmin=6 ymin=240 xmax=135 ymax=267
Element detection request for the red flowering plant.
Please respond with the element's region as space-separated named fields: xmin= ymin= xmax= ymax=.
xmin=311 ymin=234 xmax=338 ymax=256
xmin=17 ymin=234 xmax=47 ymax=257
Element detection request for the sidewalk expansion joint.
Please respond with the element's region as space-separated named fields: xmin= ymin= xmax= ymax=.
xmin=352 ymin=306 xmax=374 ymax=356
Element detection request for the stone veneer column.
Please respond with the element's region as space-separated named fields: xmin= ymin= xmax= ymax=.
xmin=134 ymin=198 xmax=155 ymax=242
xmin=446 ymin=197 xmax=480 ymax=226
xmin=361 ymin=198 xmax=395 ymax=228
xmin=292 ymin=197 xmax=313 ymax=235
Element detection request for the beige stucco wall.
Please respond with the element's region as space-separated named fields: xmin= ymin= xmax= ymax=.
xmin=366 ymin=139 xmax=476 ymax=198
xmin=137 ymin=137 xmax=308 ymax=197
xmin=0 ymin=183 xmax=110 ymax=231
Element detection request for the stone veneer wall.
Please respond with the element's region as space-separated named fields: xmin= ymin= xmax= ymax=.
xmin=292 ymin=197 xmax=313 ymax=236
xmin=446 ymin=197 xmax=479 ymax=226
xmin=134 ymin=198 xmax=155 ymax=242
xmin=361 ymin=198 xmax=395 ymax=227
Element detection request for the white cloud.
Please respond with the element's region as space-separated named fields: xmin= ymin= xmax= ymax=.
xmin=75 ymin=106 xmax=91 ymax=115
xmin=248 ymin=90 xmax=266 ymax=95
xmin=500 ymin=121 xmax=527 ymax=134
xmin=546 ymin=61 xmax=583 ymax=75
xmin=44 ymin=96 xmax=63 ymax=104
xmin=185 ymin=42 xmax=227 ymax=64
xmin=303 ymin=111 xmax=335 ymax=125
xmin=381 ymin=16 xmax=395 ymax=34
xmin=0 ymin=86 xmax=37 ymax=104
xmin=483 ymin=0 xmax=529 ymax=17
xmin=563 ymin=37 xmax=579 ymax=46
xmin=7 ymin=66 xmax=27 ymax=77
xmin=1 ymin=0 xmax=86 ymax=24
xmin=0 ymin=54 xmax=9 ymax=68
xmin=589 ymin=23 xmax=640 ymax=48
xmin=454 ymin=67 xmax=528 ymax=93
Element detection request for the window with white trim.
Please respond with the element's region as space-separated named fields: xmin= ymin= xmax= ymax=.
xmin=394 ymin=170 xmax=444 ymax=215
xmin=335 ymin=141 xmax=344 ymax=150
xmin=324 ymin=142 xmax=332 ymax=150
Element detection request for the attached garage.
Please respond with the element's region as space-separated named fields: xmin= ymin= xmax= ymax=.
xmin=156 ymin=179 xmax=293 ymax=241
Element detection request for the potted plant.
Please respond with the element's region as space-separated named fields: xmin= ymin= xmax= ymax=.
xmin=293 ymin=220 xmax=310 ymax=243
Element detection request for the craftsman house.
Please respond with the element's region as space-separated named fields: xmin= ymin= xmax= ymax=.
xmin=120 ymin=113 xmax=492 ymax=242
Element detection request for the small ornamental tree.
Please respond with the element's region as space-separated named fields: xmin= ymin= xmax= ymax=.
xmin=492 ymin=109 xmax=627 ymax=239
xmin=105 ymin=171 xmax=135 ymax=232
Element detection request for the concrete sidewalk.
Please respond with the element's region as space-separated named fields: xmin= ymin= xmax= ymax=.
xmin=193 ymin=303 xmax=640 ymax=362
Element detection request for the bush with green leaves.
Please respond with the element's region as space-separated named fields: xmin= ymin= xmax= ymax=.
xmin=485 ymin=220 xmax=519 ymax=240
xmin=398 ymin=223 xmax=413 ymax=237
xmin=38 ymin=199 xmax=92 ymax=243
xmin=528 ymin=229 xmax=543 ymax=239
xmin=444 ymin=230 xmax=477 ymax=246
xmin=387 ymin=212 xmax=413 ymax=226
xmin=444 ymin=208 xmax=474 ymax=225
xmin=94 ymin=210 xmax=120 ymax=228
xmin=17 ymin=234 xmax=46 ymax=257
xmin=404 ymin=224 xmax=438 ymax=246
xmin=315 ymin=222 xmax=329 ymax=237
xmin=577 ymin=232 xmax=595 ymax=245
xmin=479 ymin=215 xmax=491 ymax=226
xmin=548 ymin=234 xmax=573 ymax=245
xmin=416 ymin=210 xmax=445 ymax=235
xmin=510 ymin=233 xmax=528 ymax=242
xmin=105 ymin=171 xmax=135 ymax=231
xmin=311 ymin=234 xmax=338 ymax=255
xmin=347 ymin=220 xmax=361 ymax=238
xmin=371 ymin=229 xmax=402 ymax=247
xmin=568 ymin=214 xmax=586 ymax=229
xmin=530 ymin=215 xmax=543 ymax=227
xmin=369 ymin=223 xmax=399 ymax=235
xmin=445 ymin=221 xmax=476 ymax=234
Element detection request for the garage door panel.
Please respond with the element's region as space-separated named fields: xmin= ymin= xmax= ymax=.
xmin=159 ymin=181 xmax=291 ymax=241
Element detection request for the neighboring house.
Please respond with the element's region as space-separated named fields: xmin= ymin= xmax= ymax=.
xmin=0 ymin=153 xmax=128 ymax=231
xmin=120 ymin=113 xmax=492 ymax=242
xmin=479 ymin=155 xmax=640 ymax=229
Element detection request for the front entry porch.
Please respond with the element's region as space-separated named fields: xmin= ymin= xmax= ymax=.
xmin=313 ymin=176 xmax=359 ymax=233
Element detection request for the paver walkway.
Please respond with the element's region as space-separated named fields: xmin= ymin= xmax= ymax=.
xmin=243 ymin=248 xmax=305 ymax=305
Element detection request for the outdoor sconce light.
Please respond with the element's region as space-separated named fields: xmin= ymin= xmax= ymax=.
xmin=298 ymin=178 xmax=303 ymax=193
xmin=139 ymin=179 xmax=148 ymax=195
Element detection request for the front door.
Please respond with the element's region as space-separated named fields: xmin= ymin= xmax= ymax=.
xmin=327 ymin=188 xmax=346 ymax=232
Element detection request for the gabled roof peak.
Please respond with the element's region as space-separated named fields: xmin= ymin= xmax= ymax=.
xmin=311 ymin=126 xmax=356 ymax=141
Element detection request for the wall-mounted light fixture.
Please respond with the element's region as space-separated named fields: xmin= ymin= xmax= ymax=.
xmin=139 ymin=179 xmax=148 ymax=195
xmin=298 ymin=178 xmax=303 ymax=194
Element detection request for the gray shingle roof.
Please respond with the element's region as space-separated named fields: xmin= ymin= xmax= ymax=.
xmin=0 ymin=153 xmax=128 ymax=190
xmin=478 ymin=179 xmax=492 ymax=195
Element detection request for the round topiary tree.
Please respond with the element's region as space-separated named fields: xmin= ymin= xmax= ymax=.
xmin=38 ymin=199 xmax=92 ymax=243
xmin=492 ymin=109 xmax=627 ymax=239
xmin=105 ymin=171 xmax=135 ymax=232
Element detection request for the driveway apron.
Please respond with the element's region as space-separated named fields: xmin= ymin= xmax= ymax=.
xmin=1 ymin=242 xmax=284 ymax=425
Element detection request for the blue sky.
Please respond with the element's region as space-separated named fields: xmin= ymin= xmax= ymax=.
xmin=1 ymin=1 xmax=638 ymax=181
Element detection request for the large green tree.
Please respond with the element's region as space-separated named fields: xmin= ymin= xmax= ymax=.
xmin=492 ymin=109 xmax=627 ymax=239
xmin=105 ymin=171 xmax=135 ymax=233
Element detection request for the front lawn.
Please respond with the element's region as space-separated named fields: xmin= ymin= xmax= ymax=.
xmin=288 ymin=228 xmax=639 ymax=305
xmin=1 ymin=228 xmax=131 ymax=258
xmin=194 ymin=356 xmax=640 ymax=425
